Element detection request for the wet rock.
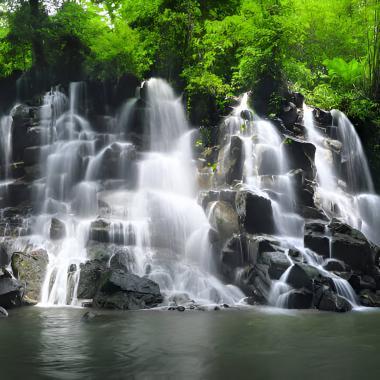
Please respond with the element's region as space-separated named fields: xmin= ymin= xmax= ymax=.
xmin=289 ymin=92 xmax=305 ymax=109
xmin=0 ymin=306 xmax=8 ymax=317
xmin=77 ymin=259 xmax=106 ymax=299
xmin=286 ymin=263 xmax=327 ymax=291
xmin=359 ymin=289 xmax=380 ymax=307
xmin=89 ymin=219 xmax=110 ymax=243
xmin=207 ymin=201 xmax=239 ymax=242
xmin=0 ymin=276 xmax=23 ymax=308
xmin=261 ymin=251 xmax=291 ymax=280
xmin=323 ymin=259 xmax=347 ymax=272
xmin=313 ymin=108 xmax=333 ymax=126
xmin=109 ymin=249 xmax=133 ymax=272
xmin=86 ymin=242 xmax=113 ymax=262
xmin=286 ymin=289 xmax=313 ymax=309
xmin=93 ymin=142 xmax=137 ymax=181
xmin=236 ymin=190 xmax=276 ymax=235
xmin=5 ymin=180 xmax=31 ymax=207
xmin=50 ymin=217 xmax=66 ymax=240
xmin=23 ymin=146 xmax=42 ymax=166
xmin=25 ymin=127 xmax=44 ymax=147
xmin=317 ymin=290 xmax=352 ymax=312
xmin=279 ymin=102 xmax=299 ymax=126
xmin=198 ymin=189 xmax=237 ymax=211
xmin=10 ymin=104 xmax=38 ymax=162
xmin=0 ymin=242 xmax=10 ymax=268
xmin=329 ymin=219 xmax=377 ymax=274
xmin=93 ymin=270 xmax=163 ymax=310
xmin=216 ymin=135 xmax=244 ymax=185
xmin=304 ymin=222 xmax=330 ymax=258
xmin=11 ymin=249 xmax=48 ymax=302
xmin=177 ymin=306 xmax=186 ymax=312
xmin=240 ymin=109 xmax=254 ymax=121
xmin=282 ymin=136 xmax=316 ymax=180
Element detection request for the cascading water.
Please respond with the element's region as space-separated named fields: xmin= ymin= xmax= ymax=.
xmin=223 ymin=94 xmax=304 ymax=240
xmin=2 ymin=78 xmax=378 ymax=311
xmin=23 ymin=78 xmax=244 ymax=306
xmin=220 ymin=95 xmax=359 ymax=308
xmin=0 ymin=115 xmax=13 ymax=202
xmin=303 ymin=105 xmax=380 ymax=246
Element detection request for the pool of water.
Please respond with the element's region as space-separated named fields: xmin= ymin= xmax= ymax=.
xmin=1 ymin=306 xmax=380 ymax=379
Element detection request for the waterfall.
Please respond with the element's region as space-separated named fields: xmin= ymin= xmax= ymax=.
xmin=303 ymin=105 xmax=380 ymax=246
xmin=30 ymin=78 xmax=244 ymax=306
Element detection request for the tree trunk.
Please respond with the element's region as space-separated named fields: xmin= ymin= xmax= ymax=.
xmin=29 ymin=0 xmax=46 ymax=68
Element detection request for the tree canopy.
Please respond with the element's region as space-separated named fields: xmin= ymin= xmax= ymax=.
xmin=0 ymin=0 xmax=379 ymax=121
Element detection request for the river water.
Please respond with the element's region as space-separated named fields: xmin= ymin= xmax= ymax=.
xmin=1 ymin=307 xmax=380 ymax=379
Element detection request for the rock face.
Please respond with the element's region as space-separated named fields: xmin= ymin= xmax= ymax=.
xmin=236 ymin=190 xmax=276 ymax=235
xmin=77 ymin=259 xmax=163 ymax=310
xmin=11 ymin=249 xmax=49 ymax=302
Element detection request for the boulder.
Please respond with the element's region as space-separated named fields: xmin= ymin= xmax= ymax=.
xmin=261 ymin=251 xmax=291 ymax=280
xmin=286 ymin=289 xmax=313 ymax=309
xmin=207 ymin=201 xmax=239 ymax=242
xmin=329 ymin=219 xmax=377 ymax=274
xmin=236 ymin=190 xmax=276 ymax=235
xmin=286 ymin=263 xmax=327 ymax=291
xmin=359 ymin=289 xmax=380 ymax=307
xmin=304 ymin=222 xmax=330 ymax=257
xmin=0 ymin=276 xmax=23 ymax=308
xmin=50 ymin=218 xmax=66 ymax=240
xmin=77 ymin=259 xmax=106 ymax=299
xmin=316 ymin=289 xmax=352 ymax=312
xmin=93 ymin=270 xmax=163 ymax=310
xmin=11 ymin=249 xmax=48 ymax=302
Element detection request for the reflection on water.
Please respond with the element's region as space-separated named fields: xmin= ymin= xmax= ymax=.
xmin=1 ymin=307 xmax=380 ymax=379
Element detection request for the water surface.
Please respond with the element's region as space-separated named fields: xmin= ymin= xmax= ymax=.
xmin=1 ymin=307 xmax=380 ymax=379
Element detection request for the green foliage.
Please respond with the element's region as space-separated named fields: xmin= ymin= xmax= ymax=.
xmin=323 ymin=58 xmax=365 ymax=86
